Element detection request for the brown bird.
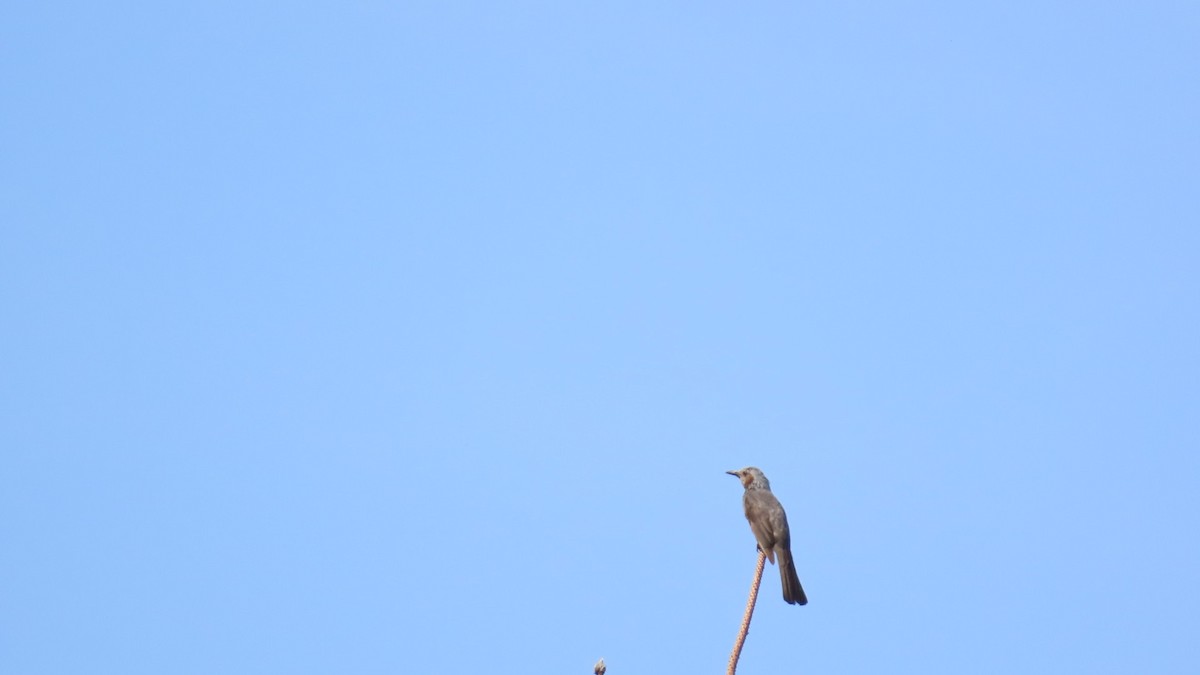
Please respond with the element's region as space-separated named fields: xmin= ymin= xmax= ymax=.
xmin=727 ymin=466 xmax=807 ymax=605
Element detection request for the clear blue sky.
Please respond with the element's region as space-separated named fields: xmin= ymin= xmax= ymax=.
xmin=3 ymin=2 xmax=1198 ymax=673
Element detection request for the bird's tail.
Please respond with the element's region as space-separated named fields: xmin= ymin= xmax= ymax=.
xmin=777 ymin=548 xmax=808 ymax=605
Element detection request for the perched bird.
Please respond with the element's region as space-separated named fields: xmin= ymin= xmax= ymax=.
xmin=727 ymin=467 xmax=807 ymax=605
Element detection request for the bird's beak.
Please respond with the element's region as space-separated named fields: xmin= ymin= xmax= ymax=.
xmin=726 ymin=470 xmax=739 ymax=477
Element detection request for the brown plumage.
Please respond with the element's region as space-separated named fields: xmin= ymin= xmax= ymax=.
xmin=727 ymin=466 xmax=807 ymax=605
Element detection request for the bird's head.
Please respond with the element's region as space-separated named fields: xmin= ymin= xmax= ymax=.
xmin=726 ymin=466 xmax=770 ymax=490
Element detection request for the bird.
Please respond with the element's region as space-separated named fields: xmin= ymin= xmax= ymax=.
xmin=727 ymin=466 xmax=807 ymax=605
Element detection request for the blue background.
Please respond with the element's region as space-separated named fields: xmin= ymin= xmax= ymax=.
xmin=3 ymin=2 xmax=1198 ymax=673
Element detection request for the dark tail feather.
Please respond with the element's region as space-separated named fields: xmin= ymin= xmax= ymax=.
xmin=777 ymin=549 xmax=808 ymax=606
